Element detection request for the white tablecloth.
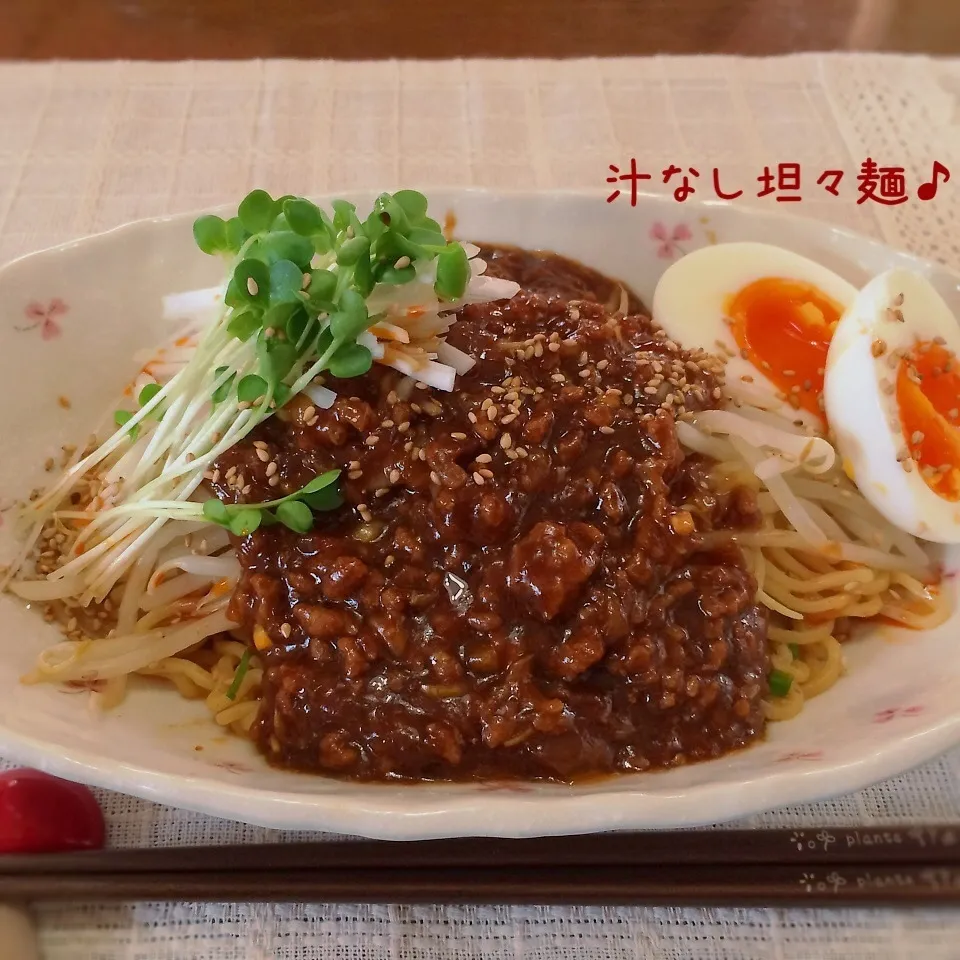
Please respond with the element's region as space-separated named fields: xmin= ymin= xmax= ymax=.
xmin=3 ymin=52 xmax=960 ymax=959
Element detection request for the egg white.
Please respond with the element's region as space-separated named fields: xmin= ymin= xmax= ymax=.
xmin=824 ymin=269 xmax=960 ymax=543
xmin=652 ymin=242 xmax=858 ymax=431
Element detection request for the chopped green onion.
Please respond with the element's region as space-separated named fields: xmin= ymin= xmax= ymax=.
xmin=225 ymin=649 xmax=252 ymax=700
xmin=769 ymin=669 xmax=793 ymax=698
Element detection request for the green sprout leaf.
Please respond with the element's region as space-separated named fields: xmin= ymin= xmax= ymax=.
xmin=138 ymin=383 xmax=162 ymax=407
xmin=336 ymin=235 xmax=370 ymax=267
xmin=303 ymin=485 xmax=343 ymax=512
xmin=269 ymin=259 xmax=305 ymax=305
xmin=276 ymin=500 xmax=313 ymax=533
xmin=331 ymin=199 xmax=358 ymax=234
xmin=273 ymin=382 xmax=293 ymax=408
xmin=238 ymin=189 xmax=276 ymax=234
xmin=407 ymin=227 xmax=447 ymax=250
xmin=328 ymin=342 xmax=373 ymax=380
xmin=284 ymin=308 xmax=311 ymax=346
xmin=212 ymin=366 xmax=236 ymax=404
xmin=193 ymin=215 xmax=227 ymax=255
xmin=377 ymin=263 xmax=416 ymax=286
xmin=353 ymin=249 xmax=374 ymax=298
xmin=329 ymin=289 xmax=369 ymax=342
xmin=113 ymin=409 xmax=139 ymax=439
xmin=260 ymin=232 xmax=315 ymax=269
xmin=257 ymin=337 xmax=298 ymax=384
xmin=224 ymin=216 xmax=250 ymax=254
xmin=435 ymin=242 xmax=470 ymax=301
xmin=393 ymin=189 xmax=429 ymax=223
xmin=229 ymin=509 xmax=262 ymax=537
xmin=237 ymin=374 xmax=268 ymax=403
xmin=233 ymin=259 xmax=270 ymax=306
xmin=202 ymin=498 xmax=229 ymax=524
xmin=226 ymin=308 xmax=262 ymax=343
xmin=301 ymin=470 xmax=340 ymax=495
xmin=307 ymin=268 xmax=337 ymax=305
xmin=283 ymin=198 xmax=326 ymax=237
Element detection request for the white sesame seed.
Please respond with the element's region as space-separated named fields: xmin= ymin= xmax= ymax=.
xmin=280 ymin=622 xmax=292 ymax=638
xmin=473 ymin=472 xmax=485 ymax=485
xmin=486 ymin=406 xmax=498 ymax=421
xmin=394 ymin=255 xmax=411 ymax=269
xmin=475 ymin=453 xmax=493 ymax=463
xmin=365 ymin=435 xmax=380 ymax=446
xmin=451 ymin=432 xmax=467 ymax=440
xmin=256 ymin=447 xmax=270 ymax=462
xmin=389 ymin=469 xmax=401 ymax=484
xmin=500 ymin=433 xmax=513 ymax=450
xmin=599 ymin=425 xmax=615 ymax=435
xmin=246 ymin=277 xmax=258 ymax=296
xmin=265 ymin=461 xmax=278 ymax=477
xmin=348 ymin=470 xmax=363 ymax=480
xmin=500 ymin=413 xmax=518 ymax=425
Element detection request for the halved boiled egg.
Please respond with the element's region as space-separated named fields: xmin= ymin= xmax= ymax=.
xmin=652 ymin=242 xmax=859 ymax=430
xmin=824 ymin=269 xmax=960 ymax=543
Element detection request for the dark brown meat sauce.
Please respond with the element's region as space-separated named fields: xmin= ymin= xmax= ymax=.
xmin=215 ymin=245 xmax=769 ymax=782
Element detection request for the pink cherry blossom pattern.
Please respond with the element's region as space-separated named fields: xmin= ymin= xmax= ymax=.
xmin=16 ymin=298 xmax=68 ymax=340
xmin=650 ymin=221 xmax=692 ymax=260
xmin=873 ymin=705 xmax=924 ymax=724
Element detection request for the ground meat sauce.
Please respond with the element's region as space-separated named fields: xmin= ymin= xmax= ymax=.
xmin=214 ymin=245 xmax=769 ymax=782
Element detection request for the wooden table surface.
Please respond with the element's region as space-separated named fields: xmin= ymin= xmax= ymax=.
xmin=3 ymin=0 xmax=959 ymax=59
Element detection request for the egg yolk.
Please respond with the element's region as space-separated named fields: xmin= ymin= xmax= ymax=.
xmin=727 ymin=278 xmax=844 ymax=419
xmin=897 ymin=341 xmax=960 ymax=500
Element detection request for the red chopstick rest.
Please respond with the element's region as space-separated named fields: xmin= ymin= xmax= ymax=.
xmin=0 ymin=769 xmax=105 ymax=854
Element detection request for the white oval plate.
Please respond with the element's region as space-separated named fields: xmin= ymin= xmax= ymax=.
xmin=1 ymin=189 xmax=959 ymax=839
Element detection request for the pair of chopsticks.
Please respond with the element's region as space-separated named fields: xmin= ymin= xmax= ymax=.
xmin=2 ymin=826 xmax=960 ymax=906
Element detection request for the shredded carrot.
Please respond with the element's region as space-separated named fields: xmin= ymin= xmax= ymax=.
xmin=405 ymin=306 xmax=425 ymax=319
xmin=211 ymin=578 xmax=232 ymax=598
xmin=369 ymin=322 xmax=411 ymax=344
xmin=174 ymin=335 xmax=192 ymax=348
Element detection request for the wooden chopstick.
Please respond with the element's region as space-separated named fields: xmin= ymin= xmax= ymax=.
xmin=2 ymin=825 xmax=958 ymax=876
xmin=2 ymin=863 xmax=959 ymax=906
